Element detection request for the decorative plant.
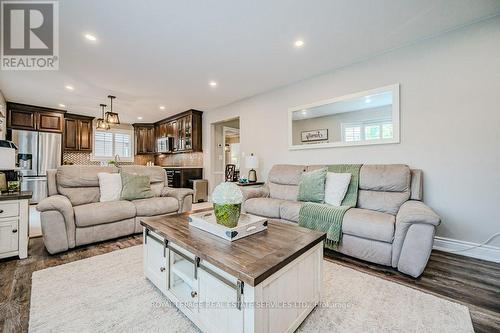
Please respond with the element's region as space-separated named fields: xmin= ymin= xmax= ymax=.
xmin=212 ymin=182 xmax=243 ymax=228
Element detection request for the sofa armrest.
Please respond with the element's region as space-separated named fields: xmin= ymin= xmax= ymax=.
xmin=396 ymin=200 xmax=440 ymax=226
xmin=392 ymin=200 xmax=440 ymax=269
xmin=161 ymin=187 xmax=194 ymax=213
xmin=37 ymin=194 xmax=74 ymax=219
xmin=36 ymin=195 xmax=76 ymax=250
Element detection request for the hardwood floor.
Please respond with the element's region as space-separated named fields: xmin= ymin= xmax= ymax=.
xmin=0 ymin=235 xmax=143 ymax=333
xmin=0 ymin=236 xmax=498 ymax=332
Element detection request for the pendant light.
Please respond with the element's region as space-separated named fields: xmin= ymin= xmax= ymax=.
xmin=96 ymin=104 xmax=110 ymax=130
xmin=105 ymin=95 xmax=120 ymax=125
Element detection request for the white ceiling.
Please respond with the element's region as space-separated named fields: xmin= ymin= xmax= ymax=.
xmin=1 ymin=0 xmax=499 ymax=124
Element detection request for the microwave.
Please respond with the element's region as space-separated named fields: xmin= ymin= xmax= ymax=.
xmin=157 ymin=136 xmax=174 ymax=153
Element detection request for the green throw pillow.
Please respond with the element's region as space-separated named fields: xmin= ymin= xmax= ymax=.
xmin=297 ymin=167 xmax=327 ymax=203
xmin=120 ymin=172 xmax=154 ymax=201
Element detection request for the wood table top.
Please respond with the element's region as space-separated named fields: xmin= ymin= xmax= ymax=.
xmin=141 ymin=210 xmax=326 ymax=287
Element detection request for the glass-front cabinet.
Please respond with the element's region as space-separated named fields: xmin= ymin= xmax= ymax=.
xmin=145 ymin=110 xmax=202 ymax=154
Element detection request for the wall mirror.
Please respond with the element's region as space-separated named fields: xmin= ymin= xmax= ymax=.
xmin=288 ymin=84 xmax=400 ymax=150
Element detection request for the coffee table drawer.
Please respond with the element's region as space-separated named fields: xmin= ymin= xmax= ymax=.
xmin=0 ymin=202 xmax=20 ymax=218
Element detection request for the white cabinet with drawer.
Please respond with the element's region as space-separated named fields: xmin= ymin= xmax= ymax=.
xmin=0 ymin=196 xmax=30 ymax=260
xmin=0 ymin=202 xmax=20 ymax=218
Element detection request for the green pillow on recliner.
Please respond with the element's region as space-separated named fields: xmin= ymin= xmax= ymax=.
xmin=297 ymin=167 xmax=327 ymax=203
xmin=120 ymin=172 xmax=154 ymax=201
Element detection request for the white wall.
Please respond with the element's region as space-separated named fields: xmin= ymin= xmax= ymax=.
xmin=0 ymin=90 xmax=6 ymax=140
xmin=203 ymin=17 xmax=500 ymax=246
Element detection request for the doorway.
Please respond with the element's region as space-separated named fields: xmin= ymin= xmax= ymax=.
xmin=211 ymin=117 xmax=240 ymax=187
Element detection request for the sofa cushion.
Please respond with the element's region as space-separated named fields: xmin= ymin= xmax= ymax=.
xmin=74 ymin=200 xmax=136 ymax=227
xmin=57 ymin=165 xmax=118 ymax=188
xmin=268 ymin=183 xmax=299 ymax=201
xmin=58 ymin=187 xmax=101 ymax=207
xmin=357 ymin=190 xmax=410 ymax=215
xmin=342 ymin=208 xmax=395 ymax=243
xmin=268 ymin=165 xmax=306 ymax=185
xmin=244 ymin=198 xmax=283 ymax=219
xmin=120 ymin=165 xmax=166 ymax=196
xmin=56 ymin=165 xmax=118 ymax=206
xmin=120 ymin=172 xmax=154 ymax=200
xmin=132 ymin=197 xmax=178 ymax=216
xmin=98 ymin=172 xmax=122 ymax=202
xmin=279 ymin=200 xmax=302 ymax=222
xmin=324 ymin=172 xmax=351 ymax=206
xmin=359 ymin=164 xmax=411 ymax=192
xmin=297 ymin=167 xmax=327 ymax=203
xmin=357 ymin=164 xmax=411 ymax=215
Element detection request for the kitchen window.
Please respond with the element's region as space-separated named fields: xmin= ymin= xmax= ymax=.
xmin=92 ymin=129 xmax=134 ymax=162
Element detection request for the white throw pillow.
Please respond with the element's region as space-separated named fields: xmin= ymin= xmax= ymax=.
xmin=98 ymin=172 xmax=122 ymax=202
xmin=324 ymin=172 xmax=352 ymax=206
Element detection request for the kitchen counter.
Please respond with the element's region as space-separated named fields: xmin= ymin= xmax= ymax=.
xmin=0 ymin=191 xmax=33 ymax=201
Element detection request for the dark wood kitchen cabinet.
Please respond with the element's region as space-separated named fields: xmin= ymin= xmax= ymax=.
xmin=134 ymin=124 xmax=155 ymax=154
xmin=7 ymin=102 xmax=65 ymax=133
xmin=64 ymin=114 xmax=95 ymax=152
xmin=134 ymin=109 xmax=202 ymax=155
xmin=154 ymin=110 xmax=202 ymax=153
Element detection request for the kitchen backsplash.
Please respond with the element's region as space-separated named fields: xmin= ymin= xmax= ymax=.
xmin=155 ymin=152 xmax=203 ymax=167
xmin=63 ymin=152 xmax=154 ymax=166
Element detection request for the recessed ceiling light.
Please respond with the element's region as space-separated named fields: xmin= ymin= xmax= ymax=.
xmin=137 ymin=116 xmax=143 ymax=120
xmin=301 ymin=109 xmax=307 ymax=115
xmin=84 ymin=33 xmax=97 ymax=42
xmin=159 ymin=106 xmax=165 ymax=110
xmin=209 ymin=81 xmax=217 ymax=87
xmin=294 ymin=40 xmax=304 ymax=48
xmin=58 ymin=103 xmax=66 ymax=108
xmin=65 ymin=85 xmax=74 ymax=91
xmin=365 ymin=98 xmax=372 ymax=104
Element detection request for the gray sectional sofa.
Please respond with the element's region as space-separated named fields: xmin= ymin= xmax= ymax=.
xmin=241 ymin=164 xmax=440 ymax=277
xmin=37 ymin=165 xmax=193 ymax=254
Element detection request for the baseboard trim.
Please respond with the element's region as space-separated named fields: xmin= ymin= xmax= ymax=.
xmin=433 ymin=236 xmax=500 ymax=263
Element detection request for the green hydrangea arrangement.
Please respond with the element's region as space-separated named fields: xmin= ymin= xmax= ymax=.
xmin=212 ymin=182 xmax=243 ymax=228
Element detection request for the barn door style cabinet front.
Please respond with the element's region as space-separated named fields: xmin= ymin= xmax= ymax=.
xmin=143 ymin=230 xmax=245 ymax=333
xmin=143 ymin=228 xmax=323 ymax=333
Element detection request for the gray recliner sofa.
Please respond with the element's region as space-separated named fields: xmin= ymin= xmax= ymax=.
xmin=241 ymin=164 xmax=440 ymax=278
xmin=37 ymin=165 xmax=193 ymax=254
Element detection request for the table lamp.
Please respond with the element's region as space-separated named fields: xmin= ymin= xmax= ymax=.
xmin=245 ymin=153 xmax=259 ymax=182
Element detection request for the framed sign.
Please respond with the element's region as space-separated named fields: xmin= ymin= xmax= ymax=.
xmin=301 ymin=129 xmax=328 ymax=142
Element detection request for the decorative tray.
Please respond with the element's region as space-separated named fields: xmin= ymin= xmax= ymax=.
xmin=188 ymin=211 xmax=268 ymax=241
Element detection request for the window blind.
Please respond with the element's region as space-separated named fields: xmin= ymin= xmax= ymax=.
xmin=94 ymin=131 xmax=113 ymax=157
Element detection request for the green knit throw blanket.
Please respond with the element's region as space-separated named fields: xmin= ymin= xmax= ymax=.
xmin=298 ymin=164 xmax=362 ymax=249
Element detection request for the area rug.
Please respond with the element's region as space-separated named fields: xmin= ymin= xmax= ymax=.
xmin=29 ymin=245 xmax=474 ymax=333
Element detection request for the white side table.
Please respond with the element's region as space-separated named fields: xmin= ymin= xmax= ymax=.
xmin=0 ymin=191 xmax=32 ymax=259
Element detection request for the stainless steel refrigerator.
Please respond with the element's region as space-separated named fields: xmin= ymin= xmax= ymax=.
xmin=11 ymin=130 xmax=62 ymax=204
